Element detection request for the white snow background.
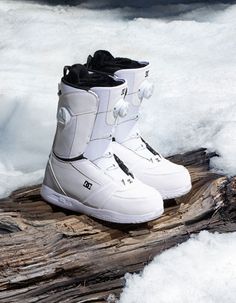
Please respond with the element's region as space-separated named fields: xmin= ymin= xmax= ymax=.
xmin=119 ymin=231 xmax=236 ymax=303
xmin=0 ymin=1 xmax=236 ymax=302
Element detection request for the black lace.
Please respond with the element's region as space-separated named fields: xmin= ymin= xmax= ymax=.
xmin=141 ymin=137 xmax=162 ymax=158
xmin=114 ymin=154 xmax=134 ymax=179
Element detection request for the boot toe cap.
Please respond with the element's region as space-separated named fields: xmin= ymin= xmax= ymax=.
xmin=135 ymin=159 xmax=192 ymax=199
xmin=157 ymin=165 xmax=192 ymax=199
xmin=104 ymin=182 xmax=164 ymax=217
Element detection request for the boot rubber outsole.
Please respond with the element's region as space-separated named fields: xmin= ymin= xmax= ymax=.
xmin=40 ymin=185 xmax=164 ymax=224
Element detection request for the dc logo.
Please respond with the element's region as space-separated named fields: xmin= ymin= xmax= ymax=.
xmin=121 ymin=88 xmax=127 ymax=96
xmin=83 ymin=180 xmax=92 ymax=190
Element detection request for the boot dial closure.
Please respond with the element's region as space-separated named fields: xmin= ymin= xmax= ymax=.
xmin=115 ymin=63 xmax=154 ymax=106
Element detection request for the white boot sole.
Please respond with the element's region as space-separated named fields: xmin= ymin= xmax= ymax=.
xmin=160 ymin=184 xmax=192 ymax=200
xmin=41 ymin=185 xmax=164 ymax=224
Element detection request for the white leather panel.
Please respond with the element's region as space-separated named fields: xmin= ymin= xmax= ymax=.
xmin=115 ymin=63 xmax=150 ymax=106
xmin=90 ymin=81 xmax=127 ymax=125
xmin=53 ymin=88 xmax=98 ymax=158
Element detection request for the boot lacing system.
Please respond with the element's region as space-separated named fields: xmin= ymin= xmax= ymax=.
xmin=93 ymin=97 xmax=129 ymax=165
xmin=100 ymin=97 xmax=133 ymax=186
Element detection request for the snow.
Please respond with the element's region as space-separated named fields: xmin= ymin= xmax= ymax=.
xmin=0 ymin=0 xmax=236 ymax=198
xmin=119 ymin=231 xmax=236 ymax=303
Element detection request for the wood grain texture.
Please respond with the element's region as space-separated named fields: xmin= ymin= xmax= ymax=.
xmin=0 ymin=148 xmax=235 ymax=303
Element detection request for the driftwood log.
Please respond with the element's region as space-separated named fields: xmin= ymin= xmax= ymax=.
xmin=0 ymin=148 xmax=236 ymax=303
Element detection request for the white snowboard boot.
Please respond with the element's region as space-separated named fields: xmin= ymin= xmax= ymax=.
xmin=41 ymin=64 xmax=164 ymax=223
xmin=87 ymin=51 xmax=192 ymax=199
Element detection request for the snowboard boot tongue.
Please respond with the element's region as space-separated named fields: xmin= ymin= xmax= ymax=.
xmin=63 ymin=63 xmax=124 ymax=89
xmin=86 ymin=50 xmax=146 ymax=74
xmin=86 ymin=50 xmax=115 ymax=74
xmin=63 ymin=64 xmax=89 ymax=85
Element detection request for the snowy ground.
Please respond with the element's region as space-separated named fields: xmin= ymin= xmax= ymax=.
xmin=1 ymin=2 xmax=236 ymax=302
xmin=0 ymin=1 xmax=236 ymax=198
xmin=119 ymin=231 xmax=236 ymax=303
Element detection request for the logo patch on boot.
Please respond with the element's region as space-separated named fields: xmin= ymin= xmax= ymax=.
xmin=145 ymin=70 xmax=149 ymax=77
xmin=83 ymin=180 xmax=93 ymax=190
xmin=121 ymin=88 xmax=127 ymax=96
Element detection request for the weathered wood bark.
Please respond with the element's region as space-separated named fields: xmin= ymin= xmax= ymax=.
xmin=0 ymin=148 xmax=235 ymax=303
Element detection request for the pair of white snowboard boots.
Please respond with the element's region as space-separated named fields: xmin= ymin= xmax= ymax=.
xmin=41 ymin=50 xmax=192 ymax=224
